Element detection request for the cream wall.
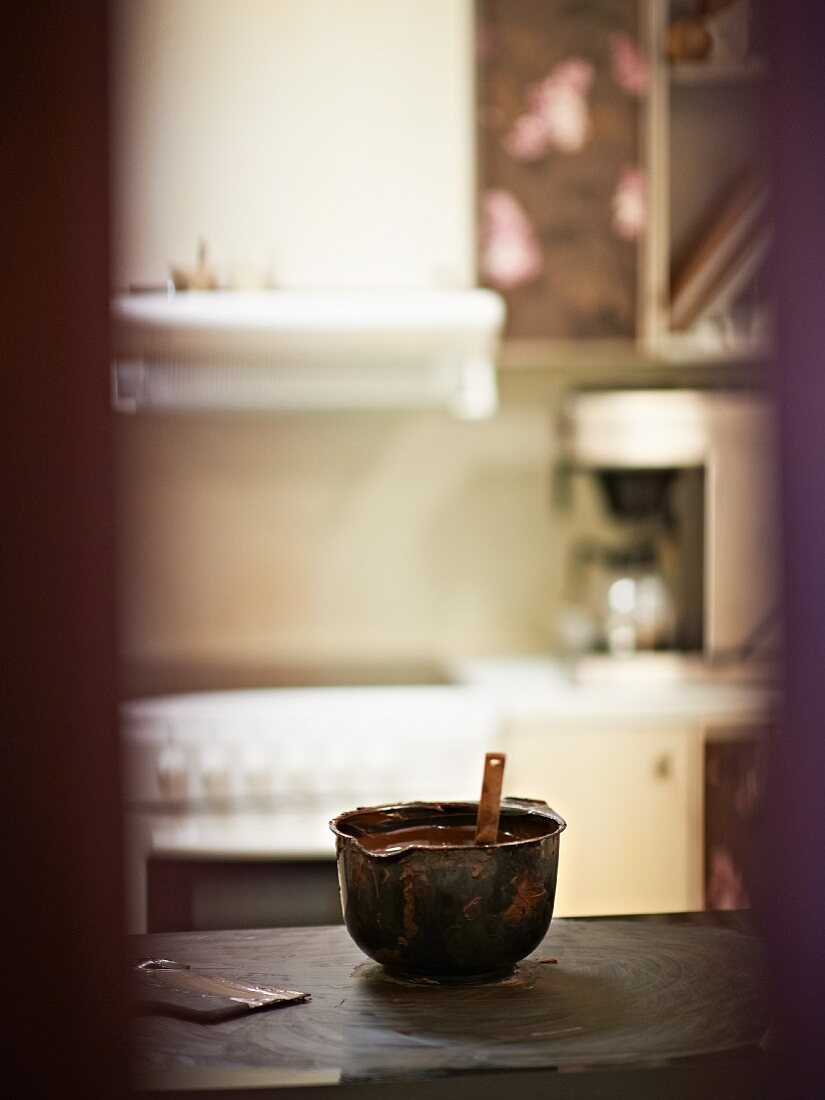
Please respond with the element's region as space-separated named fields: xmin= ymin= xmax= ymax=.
xmin=112 ymin=0 xmax=563 ymax=689
xmin=111 ymin=0 xmax=476 ymax=289
xmin=116 ymin=379 xmax=563 ymax=685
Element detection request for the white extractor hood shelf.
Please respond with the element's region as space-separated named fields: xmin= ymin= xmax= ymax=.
xmin=111 ymin=289 xmax=505 ymax=419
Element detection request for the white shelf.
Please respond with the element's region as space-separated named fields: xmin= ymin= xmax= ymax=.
xmin=111 ymin=289 xmax=505 ymax=419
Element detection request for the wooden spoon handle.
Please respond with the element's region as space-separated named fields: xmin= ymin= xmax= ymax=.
xmin=475 ymin=752 xmax=506 ymax=844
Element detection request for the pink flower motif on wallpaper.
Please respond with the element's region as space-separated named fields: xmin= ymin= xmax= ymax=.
xmin=480 ymin=189 xmax=543 ymax=291
xmin=504 ymin=58 xmax=595 ymax=160
xmin=707 ymin=845 xmax=750 ymax=910
xmin=609 ymin=32 xmax=649 ymax=98
xmin=612 ymin=165 xmax=647 ymax=240
xmin=504 ymin=112 xmax=549 ymax=160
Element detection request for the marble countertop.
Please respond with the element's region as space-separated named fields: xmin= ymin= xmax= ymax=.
xmin=450 ymin=656 xmax=777 ymax=721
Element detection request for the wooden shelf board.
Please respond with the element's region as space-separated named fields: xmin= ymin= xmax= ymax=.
xmin=650 ymin=332 xmax=773 ymax=365
xmin=669 ymin=58 xmax=769 ymax=84
xmin=498 ymin=338 xmax=642 ymax=371
xmin=497 ymin=336 xmax=770 ymax=374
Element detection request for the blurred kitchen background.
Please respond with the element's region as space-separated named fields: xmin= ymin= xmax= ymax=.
xmin=111 ymin=0 xmax=778 ymax=934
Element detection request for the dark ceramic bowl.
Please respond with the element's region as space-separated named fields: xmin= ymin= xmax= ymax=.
xmin=330 ymin=798 xmax=566 ymax=984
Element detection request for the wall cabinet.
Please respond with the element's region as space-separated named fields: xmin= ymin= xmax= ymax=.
xmin=478 ymin=0 xmax=769 ymax=366
xmin=503 ymin=717 xmax=704 ymax=917
xmin=641 ymin=0 xmax=769 ymax=363
xmin=478 ymin=0 xmax=644 ymax=342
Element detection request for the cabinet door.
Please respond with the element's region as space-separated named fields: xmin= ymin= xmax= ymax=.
xmin=477 ymin=0 xmax=644 ymax=339
xmin=503 ymin=719 xmax=702 ymax=917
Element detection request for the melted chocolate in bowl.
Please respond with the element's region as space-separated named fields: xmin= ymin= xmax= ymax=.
xmin=335 ymin=800 xmax=561 ymax=853
xmin=355 ymin=823 xmax=522 ymax=854
xmin=330 ymin=800 xmax=567 ymax=983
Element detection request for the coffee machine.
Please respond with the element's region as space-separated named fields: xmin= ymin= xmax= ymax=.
xmin=557 ymin=389 xmax=777 ymax=676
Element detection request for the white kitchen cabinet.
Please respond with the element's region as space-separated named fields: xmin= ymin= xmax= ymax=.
xmin=503 ymin=718 xmax=704 ymax=917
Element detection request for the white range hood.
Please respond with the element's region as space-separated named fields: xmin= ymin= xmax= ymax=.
xmin=111 ymin=289 xmax=505 ymax=419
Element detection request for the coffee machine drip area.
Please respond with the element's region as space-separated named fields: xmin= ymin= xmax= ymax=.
xmin=557 ymin=390 xmax=778 ymax=682
xmin=563 ymin=466 xmax=703 ymax=659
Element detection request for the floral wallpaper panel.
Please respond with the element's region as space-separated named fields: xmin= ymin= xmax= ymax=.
xmin=478 ymin=0 xmax=647 ymax=339
xmin=704 ymin=738 xmax=768 ymax=911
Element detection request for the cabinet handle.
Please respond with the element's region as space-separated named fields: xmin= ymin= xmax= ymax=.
xmin=654 ymin=754 xmax=672 ymax=780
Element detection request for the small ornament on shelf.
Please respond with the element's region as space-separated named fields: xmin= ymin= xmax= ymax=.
xmin=666 ymin=15 xmax=712 ymax=63
xmin=667 ymin=1 xmax=757 ymax=69
xmin=169 ymin=237 xmax=219 ymax=291
xmin=705 ymin=0 xmax=752 ymax=64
